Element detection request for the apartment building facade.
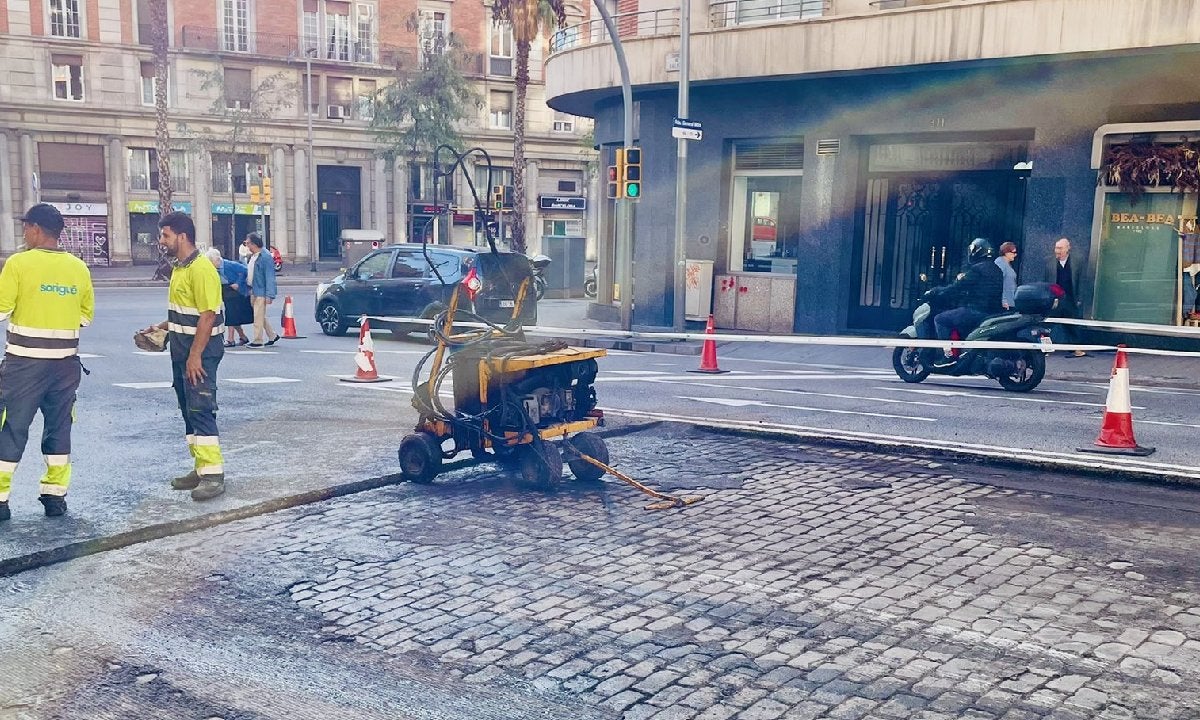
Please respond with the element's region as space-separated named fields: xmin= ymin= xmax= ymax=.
xmin=548 ymin=0 xmax=1200 ymax=332
xmin=0 ymin=0 xmax=597 ymax=267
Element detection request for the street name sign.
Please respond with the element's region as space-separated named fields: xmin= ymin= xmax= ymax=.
xmin=672 ymin=118 xmax=703 ymax=141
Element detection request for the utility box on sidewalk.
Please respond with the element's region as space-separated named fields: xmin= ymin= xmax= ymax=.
xmin=685 ymin=259 xmax=714 ymax=320
xmin=542 ymin=236 xmax=587 ymax=298
xmin=341 ymin=229 xmax=385 ymax=268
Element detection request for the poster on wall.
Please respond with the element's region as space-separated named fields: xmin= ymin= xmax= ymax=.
xmin=50 ymin=202 xmax=110 ymax=267
xmin=1093 ymin=194 xmax=1180 ymax=325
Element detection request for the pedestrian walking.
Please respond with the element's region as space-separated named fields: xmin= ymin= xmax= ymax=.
xmin=1044 ymin=237 xmax=1086 ymax=357
xmin=0 ymin=204 xmax=95 ymax=521
xmin=245 ymin=233 xmax=280 ymax=347
xmin=995 ymin=241 xmax=1018 ymax=310
xmin=206 ymin=248 xmax=252 ymax=347
xmin=140 ymin=211 xmax=227 ymax=501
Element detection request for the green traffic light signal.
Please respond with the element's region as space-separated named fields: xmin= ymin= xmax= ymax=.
xmin=625 ymin=182 xmax=640 ymax=198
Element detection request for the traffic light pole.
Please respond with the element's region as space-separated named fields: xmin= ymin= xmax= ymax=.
xmin=592 ymin=0 xmax=634 ymax=331
xmin=672 ymin=0 xmax=690 ymax=331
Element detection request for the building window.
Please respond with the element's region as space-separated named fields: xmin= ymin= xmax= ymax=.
xmin=474 ymin=166 xmax=513 ymax=195
xmin=409 ymin=162 xmax=424 ymax=200
xmin=543 ymin=218 xmax=584 ymax=236
xmin=136 ymin=0 xmax=152 ymax=44
xmin=223 ymin=67 xmax=252 ymax=110
xmin=139 ymin=62 xmax=166 ymax=106
xmin=325 ymin=0 xmax=350 ymax=61
xmin=418 ymin=10 xmax=447 ymax=64
xmin=354 ymin=3 xmax=375 ymax=63
xmin=489 ymin=90 xmax=513 ymax=130
xmin=129 ymin=148 xmax=190 ymax=193
xmin=49 ymin=0 xmax=82 ymax=38
xmin=302 ymin=0 xmax=320 ymax=55
xmin=489 ymin=23 xmax=513 ymax=76
xmin=552 ymin=111 xmax=574 ymax=133
xmin=221 ymin=0 xmax=249 ymax=52
xmin=212 ymin=155 xmax=256 ymax=195
xmin=51 ymin=54 xmax=84 ymax=101
xmin=326 ymin=76 xmax=352 ymax=119
xmin=356 ymin=78 xmax=376 ymax=121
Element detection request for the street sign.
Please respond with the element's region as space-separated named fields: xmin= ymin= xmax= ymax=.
xmin=672 ymin=117 xmax=703 ymax=141
xmin=539 ymin=195 xmax=587 ymax=211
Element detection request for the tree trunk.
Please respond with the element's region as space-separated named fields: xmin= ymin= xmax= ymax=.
xmin=150 ymin=0 xmax=172 ymax=215
xmin=511 ymin=38 xmax=531 ymax=255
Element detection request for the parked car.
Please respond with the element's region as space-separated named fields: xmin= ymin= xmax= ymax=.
xmin=314 ymin=244 xmax=537 ymax=337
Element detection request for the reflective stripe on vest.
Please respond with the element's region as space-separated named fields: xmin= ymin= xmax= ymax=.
xmin=5 ymin=323 xmax=80 ymax=358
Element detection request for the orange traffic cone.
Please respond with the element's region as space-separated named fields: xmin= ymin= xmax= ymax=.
xmin=279 ymin=295 xmax=305 ymax=339
xmin=1078 ymin=347 xmax=1154 ymax=456
xmin=688 ymin=314 xmax=730 ymax=374
xmin=339 ymin=317 xmax=392 ymax=384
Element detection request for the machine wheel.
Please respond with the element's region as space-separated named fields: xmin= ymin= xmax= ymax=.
xmin=317 ymin=301 xmax=348 ymax=336
xmin=892 ymin=346 xmax=931 ymax=383
xmin=565 ymin=432 xmax=609 ymax=482
xmin=398 ymin=432 xmax=443 ymax=484
xmin=534 ymin=276 xmax=547 ymax=301
xmin=519 ymin=441 xmax=563 ymax=490
xmin=997 ymin=350 xmax=1046 ymax=393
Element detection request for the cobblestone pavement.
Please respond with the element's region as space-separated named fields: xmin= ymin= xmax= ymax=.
xmin=3 ymin=424 xmax=1200 ymax=719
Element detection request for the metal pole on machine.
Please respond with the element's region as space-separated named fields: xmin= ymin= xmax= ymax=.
xmin=591 ymin=0 xmax=635 ymax=331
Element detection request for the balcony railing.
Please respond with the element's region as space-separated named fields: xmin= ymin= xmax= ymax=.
xmin=549 ymin=9 xmax=680 ymax=53
xmin=181 ymin=26 xmax=300 ymax=58
xmin=710 ymin=0 xmax=830 ymax=28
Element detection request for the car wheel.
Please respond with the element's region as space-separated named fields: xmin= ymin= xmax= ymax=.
xmin=317 ymin=301 xmax=348 ymax=336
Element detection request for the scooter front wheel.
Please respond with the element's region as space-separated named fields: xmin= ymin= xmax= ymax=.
xmin=892 ymin=346 xmax=931 ymax=383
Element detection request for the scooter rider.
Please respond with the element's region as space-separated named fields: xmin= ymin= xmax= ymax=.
xmin=930 ymin=238 xmax=1005 ymax=367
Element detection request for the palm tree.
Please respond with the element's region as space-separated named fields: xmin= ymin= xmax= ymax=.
xmin=491 ymin=0 xmax=566 ymax=254
xmin=149 ymin=0 xmax=172 ymax=215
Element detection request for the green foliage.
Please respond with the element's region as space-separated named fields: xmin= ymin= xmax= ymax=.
xmin=176 ymin=68 xmax=294 ymax=156
xmin=371 ymin=33 xmax=481 ymax=161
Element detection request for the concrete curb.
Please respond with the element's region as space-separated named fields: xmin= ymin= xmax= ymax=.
xmin=0 ymin=422 xmax=661 ymax=579
xmin=93 ymin=278 xmax=322 ymax=289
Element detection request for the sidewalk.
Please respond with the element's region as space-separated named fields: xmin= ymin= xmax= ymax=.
xmin=90 ymin=261 xmax=342 ymax=287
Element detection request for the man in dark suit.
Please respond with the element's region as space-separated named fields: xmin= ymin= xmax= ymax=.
xmin=1046 ymin=237 xmax=1086 ymax=357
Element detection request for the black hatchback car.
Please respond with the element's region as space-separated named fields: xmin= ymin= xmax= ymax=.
xmin=315 ymin=244 xmax=537 ymax=336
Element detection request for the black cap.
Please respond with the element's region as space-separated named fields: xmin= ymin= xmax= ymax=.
xmin=19 ymin=203 xmax=64 ymax=237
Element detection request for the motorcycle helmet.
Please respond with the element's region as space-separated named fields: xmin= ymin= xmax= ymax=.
xmin=967 ymin=238 xmax=994 ymax=263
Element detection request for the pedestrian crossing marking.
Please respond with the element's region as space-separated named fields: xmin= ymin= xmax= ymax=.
xmin=79 ymin=353 xmax=103 ymax=359
xmin=113 ymin=381 xmax=173 ymax=389
xmin=226 ymin=377 xmax=302 ymax=384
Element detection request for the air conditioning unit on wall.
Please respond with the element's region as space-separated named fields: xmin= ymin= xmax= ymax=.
xmin=327 ymin=105 xmax=348 ymax=119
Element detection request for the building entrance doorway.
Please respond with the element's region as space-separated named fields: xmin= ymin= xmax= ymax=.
xmin=848 ymin=140 xmax=1030 ymax=331
xmin=317 ymin=166 xmax=361 ymax=258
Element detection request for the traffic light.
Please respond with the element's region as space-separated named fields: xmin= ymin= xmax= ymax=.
xmin=502 ymin=185 xmax=514 ymax=209
xmin=262 ymin=177 xmax=272 ymax=204
xmin=492 ymin=185 xmax=504 ymax=210
xmin=606 ymin=164 xmax=619 ymax=199
xmin=249 ymin=184 xmax=261 ymax=204
xmin=622 ymin=147 xmax=641 ymax=200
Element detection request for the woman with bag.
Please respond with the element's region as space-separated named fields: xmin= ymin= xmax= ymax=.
xmin=205 ymin=248 xmax=253 ymax=347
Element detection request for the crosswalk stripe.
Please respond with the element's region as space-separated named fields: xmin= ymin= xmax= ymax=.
xmin=112 ymin=381 xmax=173 ymax=389
xmin=226 ymin=377 xmax=303 ymax=384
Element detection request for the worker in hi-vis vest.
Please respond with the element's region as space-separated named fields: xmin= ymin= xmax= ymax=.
xmin=140 ymin=211 xmax=227 ymax=501
xmin=0 ymin=204 xmax=94 ymax=522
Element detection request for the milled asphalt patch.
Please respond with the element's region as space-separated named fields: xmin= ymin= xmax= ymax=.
xmin=0 ymin=422 xmax=662 ymax=579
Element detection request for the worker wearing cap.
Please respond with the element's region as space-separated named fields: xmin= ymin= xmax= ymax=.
xmin=0 ymin=203 xmax=94 ymax=521
xmin=140 ymin=211 xmax=227 ymax=501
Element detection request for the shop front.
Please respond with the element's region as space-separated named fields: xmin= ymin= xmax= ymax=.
xmin=128 ymin=200 xmax=194 ymax=265
xmin=211 ymin=202 xmax=271 ymax=260
xmin=49 ymin=202 xmax=110 ymax=267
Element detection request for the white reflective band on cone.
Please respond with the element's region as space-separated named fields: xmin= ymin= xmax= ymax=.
xmin=1105 ymin=368 xmax=1133 ymax=414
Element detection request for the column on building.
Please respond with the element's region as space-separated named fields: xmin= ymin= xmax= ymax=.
xmin=192 ymin=149 xmax=211 ymax=248
xmin=106 ymin=138 xmax=131 ymax=265
xmin=373 ymin=156 xmax=387 ymax=233
xmin=19 ymin=133 xmax=37 ymax=211
xmin=0 ymin=133 xmax=15 ymax=257
xmin=271 ymin=146 xmax=290 ymax=258
xmin=293 ymin=147 xmax=311 ymax=263
xmin=392 ymin=160 xmax=408 ymax=243
xmin=525 ymin=159 xmax=540 ymax=254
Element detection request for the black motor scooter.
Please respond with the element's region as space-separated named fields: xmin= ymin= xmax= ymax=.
xmin=891 ymin=282 xmax=1060 ymax=392
xmin=529 ymin=254 xmax=550 ymax=300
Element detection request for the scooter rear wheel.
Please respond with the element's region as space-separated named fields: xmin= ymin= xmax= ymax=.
xmin=892 ymin=346 xmax=931 ymax=383
xmin=996 ymin=350 xmax=1045 ymax=392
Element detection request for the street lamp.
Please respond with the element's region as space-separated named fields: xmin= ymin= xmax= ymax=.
xmin=305 ymin=47 xmax=318 ymax=273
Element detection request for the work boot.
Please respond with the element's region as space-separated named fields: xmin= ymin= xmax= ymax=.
xmin=38 ymin=495 xmax=67 ymax=517
xmin=0 ymin=501 xmax=9 ymax=522
xmin=171 ymin=470 xmax=201 ymax=490
xmin=191 ymin=474 xmax=226 ymax=501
